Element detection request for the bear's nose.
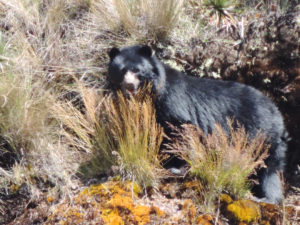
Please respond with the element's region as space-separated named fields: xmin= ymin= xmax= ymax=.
xmin=124 ymin=83 xmax=135 ymax=93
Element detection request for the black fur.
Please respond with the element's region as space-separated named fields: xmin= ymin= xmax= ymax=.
xmin=107 ymin=45 xmax=287 ymax=204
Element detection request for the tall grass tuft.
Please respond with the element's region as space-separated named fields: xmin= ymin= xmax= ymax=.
xmin=0 ymin=73 xmax=49 ymax=159
xmin=144 ymin=0 xmax=184 ymax=39
xmin=54 ymin=83 xmax=116 ymax=176
xmin=55 ymin=83 xmax=164 ymax=188
xmin=0 ymin=70 xmax=81 ymax=198
xmin=91 ymin=0 xmax=184 ymax=41
xmin=105 ymin=87 xmax=164 ymax=187
xmin=166 ymin=120 xmax=269 ymax=212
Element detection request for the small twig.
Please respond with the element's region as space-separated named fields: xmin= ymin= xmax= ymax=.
xmin=214 ymin=196 xmax=220 ymax=225
xmin=0 ymin=167 xmax=13 ymax=178
xmin=0 ymin=94 xmax=7 ymax=107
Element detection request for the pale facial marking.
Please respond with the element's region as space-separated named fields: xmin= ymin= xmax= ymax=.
xmin=122 ymin=71 xmax=140 ymax=95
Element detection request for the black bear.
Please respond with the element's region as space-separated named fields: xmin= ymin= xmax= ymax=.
xmin=107 ymin=45 xmax=287 ymax=204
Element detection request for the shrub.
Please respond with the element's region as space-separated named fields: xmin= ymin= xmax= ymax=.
xmin=166 ymin=120 xmax=269 ymax=211
xmin=204 ymin=0 xmax=237 ymax=26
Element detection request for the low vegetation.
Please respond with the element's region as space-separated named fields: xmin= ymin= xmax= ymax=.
xmin=55 ymin=84 xmax=164 ymax=188
xmin=92 ymin=0 xmax=184 ymax=41
xmin=165 ymin=121 xmax=269 ymax=211
xmin=0 ymin=0 xmax=298 ymax=224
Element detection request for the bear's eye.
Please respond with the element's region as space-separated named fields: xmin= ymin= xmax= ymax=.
xmin=131 ymin=68 xmax=139 ymax=73
xmin=152 ymin=67 xmax=158 ymax=75
xmin=121 ymin=68 xmax=127 ymax=74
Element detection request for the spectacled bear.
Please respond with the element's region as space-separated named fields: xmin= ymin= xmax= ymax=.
xmin=107 ymin=45 xmax=287 ymax=204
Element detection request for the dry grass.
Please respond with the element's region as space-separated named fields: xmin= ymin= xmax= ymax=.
xmin=0 ymin=0 xmax=181 ymax=202
xmin=166 ymin=120 xmax=269 ymax=212
xmin=0 ymin=0 xmax=98 ymax=200
xmin=0 ymin=70 xmax=81 ymax=200
xmin=91 ymin=0 xmax=185 ymax=41
xmin=104 ymin=87 xmax=164 ymax=187
xmin=54 ymin=82 xmax=114 ymax=177
xmin=54 ymin=83 xmax=164 ymax=188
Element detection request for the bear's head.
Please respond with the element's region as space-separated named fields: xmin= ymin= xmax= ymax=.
xmin=108 ymin=45 xmax=165 ymax=95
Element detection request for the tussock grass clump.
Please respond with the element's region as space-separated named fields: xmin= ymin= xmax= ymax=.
xmin=0 ymin=71 xmax=81 ymax=198
xmin=91 ymin=0 xmax=184 ymax=41
xmin=167 ymin=121 xmax=269 ymax=211
xmin=54 ymin=84 xmax=115 ymax=174
xmin=138 ymin=0 xmax=184 ymax=39
xmin=0 ymin=1 xmax=84 ymax=195
xmin=0 ymin=73 xmax=49 ymax=159
xmin=55 ymin=83 xmax=164 ymax=188
xmin=105 ymin=88 xmax=164 ymax=187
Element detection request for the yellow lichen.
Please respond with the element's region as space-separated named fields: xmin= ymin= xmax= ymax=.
xmin=151 ymin=206 xmax=165 ymax=216
xmin=132 ymin=205 xmax=151 ymax=225
xmin=11 ymin=184 xmax=20 ymax=192
xmin=183 ymin=180 xmax=203 ymax=192
xmin=182 ymin=199 xmax=197 ymax=223
xmin=108 ymin=193 xmax=134 ymax=210
xmin=101 ymin=210 xmax=124 ymax=225
xmin=46 ymin=181 xmax=163 ymax=225
xmin=227 ymin=200 xmax=261 ymax=223
xmin=196 ymin=214 xmax=214 ymax=225
xmin=47 ymin=196 xmax=54 ymax=203
xmin=260 ymin=220 xmax=271 ymax=225
xmin=124 ymin=181 xmax=143 ymax=195
xmin=220 ymin=194 xmax=233 ymax=204
xmin=62 ymin=208 xmax=84 ymax=224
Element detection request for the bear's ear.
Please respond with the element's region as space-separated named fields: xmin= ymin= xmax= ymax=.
xmin=109 ymin=47 xmax=120 ymax=60
xmin=138 ymin=45 xmax=153 ymax=58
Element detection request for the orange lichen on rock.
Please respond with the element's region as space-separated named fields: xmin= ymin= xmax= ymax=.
xmin=182 ymin=199 xmax=197 ymax=223
xmin=259 ymin=202 xmax=295 ymax=224
xmin=101 ymin=209 xmax=124 ymax=225
xmin=226 ymin=199 xmax=261 ymax=223
xmin=151 ymin=206 xmax=165 ymax=216
xmin=47 ymin=196 xmax=54 ymax=203
xmin=46 ymin=181 xmax=163 ymax=225
xmin=220 ymin=193 xmax=233 ymax=204
xmin=108 ymin=194 xmax=134 ymax=210
xmin=132 ymin=205 xmax=151 ymax=225
xmin=184 ymin=180 xmax=203 ymax=190
xmin=220 ymin=195 xmax=296 ymax=224
xmin=196 ymin=214 xmax=214 ymax=225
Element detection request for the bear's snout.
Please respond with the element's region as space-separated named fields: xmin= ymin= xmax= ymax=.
xmin=122 ymin=71 xmax=140 ymax=95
